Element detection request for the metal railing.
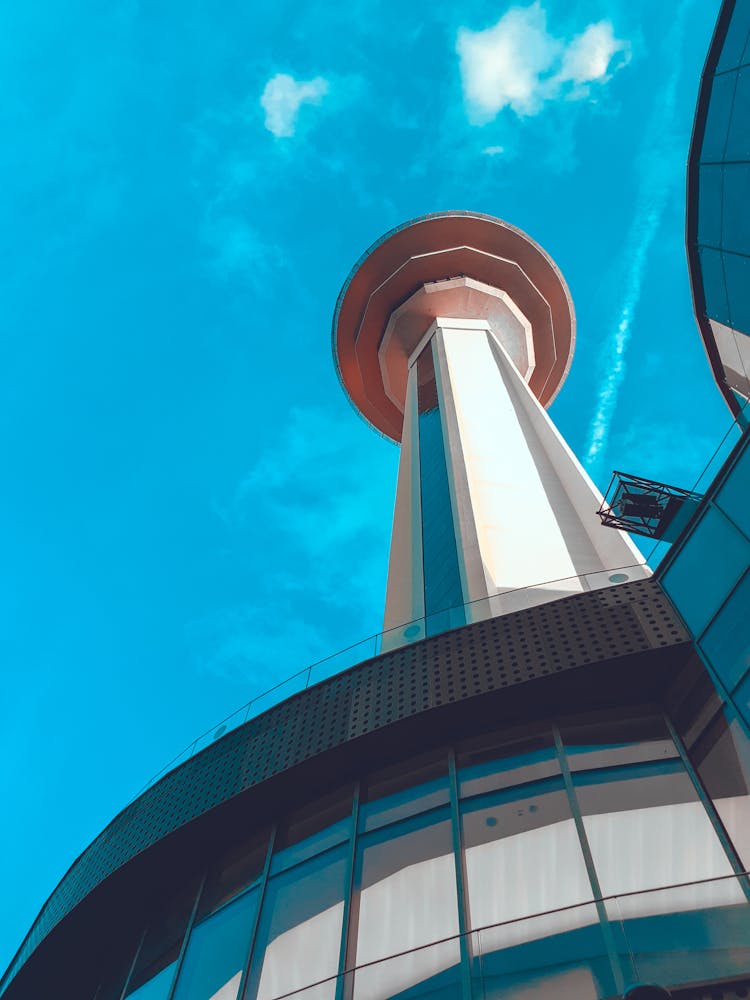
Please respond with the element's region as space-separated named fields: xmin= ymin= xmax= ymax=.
xmin=130 ymin=562 xmax=652 ymax=800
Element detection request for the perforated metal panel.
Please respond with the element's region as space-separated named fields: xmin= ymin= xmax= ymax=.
xmin=1 ymin=578 xmax=689 ymax=996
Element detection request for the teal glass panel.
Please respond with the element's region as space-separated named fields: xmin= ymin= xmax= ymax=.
xmin=726 ymin=67 xmax=750 ymax=161
xmin=248 ymin=846 xmax=347 ymax=1000
xmin=418 ymin=405 xmax=464 ymax=635
xmin=717 ymin=0 xmax=750 ymax=72
xmin=661 ymin=505 xmax=750 ymax=637
xmin=722 ymin=164 xmax=750 ymax=258
xmin=701 ymin=71 xmax=736 ymax=161
xmin=699 ymin=246 xmax=731 ymax=326
xmin=724 ymin=251 xmax=750 ymax=336
xmin=715 ymin=431 xmax=750 ymax=532
xmin=172 ymin=888 xmax=259 ymax=1000
xmin=698 ymin=163 xmax=723 ymax=248
xmin=125 ymin=964 xmax=176 ymax=1000
xmin=701 ymin=569 xmax=750 ymax=690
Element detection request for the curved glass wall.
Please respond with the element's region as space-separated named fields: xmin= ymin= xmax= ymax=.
xmin=89 ymin=712 xmax=750 ymax=1000
xmin=692 ymin=0 xmax=750 ymax=403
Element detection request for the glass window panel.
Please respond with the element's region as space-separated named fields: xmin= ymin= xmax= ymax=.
xmin=699 ymin=245 xmax=731 ymax=327
xmin=698 ymin=163 xmax=723 ymax=248
xmin=726 ymin=67 xmax=750 ymax=161
xmin=125 ymin=885 xmax=198 ymax=998
xmin=661 ymin=504 xmax=750 ymax=637
xmin=457 ymin=732 xmax=558 ymax=799
xmin=724 ymin=250 xmax=750 ymax=336
xmin=249 ymin=846 xmax=347 ymax=1000
xmin=360 ymin=752 xmax=448 ymax=832
xmin=271 ymin=788 xmax=352 ymax=875
xmin=461 ymin=779 xmax=613 ymax=1000
xmin=172 ymin=887 xmax=259 ymax=1000
xmin=701 ymin=570 xmax=750 ymax=691
xmin=574 ymin=762 xmax=740 ymax=918
xmin=462 ymin=780 xmax=593 ymax=939
xmin=198 ymin=834 xmax=268 ymax=918
xmin=715 ymin=436 xmax=750 ymax=536
xmin=351 ymin=809 xmax=461 ymax=1000
xmin=473 ymin=917 xmax=615 ymax=1000
xmin=125 ymin=963 xmax=177 ymax=1000
xmin=610 ymin=879 xmax=750 ymax=988
xmin=693 ymin=709 xmax=750 ymax=867
xmin=360 ymin=775 xmax=449 ymax=833
xmin=717 ymin=0 xmax=750 ymax=72
xmin=722 ymin=164 xmax=750 ymax=256
xmin=560 ymin=714 xmax=678 ymax=772
xmin=701 ymin=71 xmax=736 ymax=162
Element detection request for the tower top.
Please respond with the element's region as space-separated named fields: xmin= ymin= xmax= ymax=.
xmin=332 ymin=211 xmax=576 ymax=441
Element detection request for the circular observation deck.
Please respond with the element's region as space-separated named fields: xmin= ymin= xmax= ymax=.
xmin=332 ymin=211 xmax=576 ymax=441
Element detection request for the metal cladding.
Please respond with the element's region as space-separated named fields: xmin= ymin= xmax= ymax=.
xmin=332 ymin=211 xmax=576 ymax=441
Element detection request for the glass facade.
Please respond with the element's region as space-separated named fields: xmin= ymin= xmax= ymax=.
xmin=86 ymin=712 xmax=750 ymax=1000
xmin=662 ymin=433 xmax=750 ymax=721
xmin=692 ymin=0 xmax=750 ymax=402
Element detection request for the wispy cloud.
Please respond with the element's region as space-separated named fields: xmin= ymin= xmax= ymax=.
xmin=583 ymin=2 xmax=692 ymax=482
xmin=457 ymin=3 xmax=630 ymax=123
xmin=260 ymin=73 xmax=330 ymax=138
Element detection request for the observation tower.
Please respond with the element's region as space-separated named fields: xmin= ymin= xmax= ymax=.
xmin=333 ymin=212 xmax=648 ymax=645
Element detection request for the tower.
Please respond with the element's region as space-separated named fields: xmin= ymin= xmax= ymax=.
xmin=333 ymin=212 xmax=648 ymax=645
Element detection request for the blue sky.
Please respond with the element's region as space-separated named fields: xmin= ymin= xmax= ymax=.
xmin=0 ymin=0 xmax=728 ymax=974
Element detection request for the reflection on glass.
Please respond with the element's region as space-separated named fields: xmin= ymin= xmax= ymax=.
xmin=251 ymin=847 xmax=347 ymax=1000
xmin=575 ymin=762 xmax=741 ymax=919
xmin=560 ymin=715 xmax=677 ymax=773
xmin=172 ymin=888 xmax=258 ymax=1000
xmin=694 ymin=710 xmax=750 ymax=867
xmin=351 ymin=810 xmax=460 ymax=1000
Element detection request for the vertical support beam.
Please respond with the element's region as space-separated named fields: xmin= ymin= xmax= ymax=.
xmin=448 ymin=751 xmax=473 ymax=1000
xmin=335 ymin=784 xmax=361 ymax=1000
xmin=554 ymin=726 xmax=626 ymax=995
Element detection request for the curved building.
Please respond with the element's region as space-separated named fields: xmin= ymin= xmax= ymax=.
xmin=687 ymin=0 xmax=750 ymax=414
xmin=5 ymin=170 xmax=750 ymax=1000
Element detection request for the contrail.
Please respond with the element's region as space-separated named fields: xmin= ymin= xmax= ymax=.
xmin=584 ymin=2 xmax=692 ymax=481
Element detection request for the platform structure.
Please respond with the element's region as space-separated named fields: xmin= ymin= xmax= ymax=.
xmin=333 ymin=212 xmax=649 ymax=645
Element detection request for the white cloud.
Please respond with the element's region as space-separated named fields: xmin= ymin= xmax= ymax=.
xmin=456 ymin=3 xmax=630 ymax=123
xmin=559 ymin=21 xmax=630 ymax=86
xmin=482 ymin=145 xmax=505 ymax=156
xmin=260 ymin=73 xmax=330 ymax=138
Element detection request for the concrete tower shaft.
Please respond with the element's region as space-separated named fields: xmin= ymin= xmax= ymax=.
xmin=333 ymin=213 xmax=649 ymax=646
